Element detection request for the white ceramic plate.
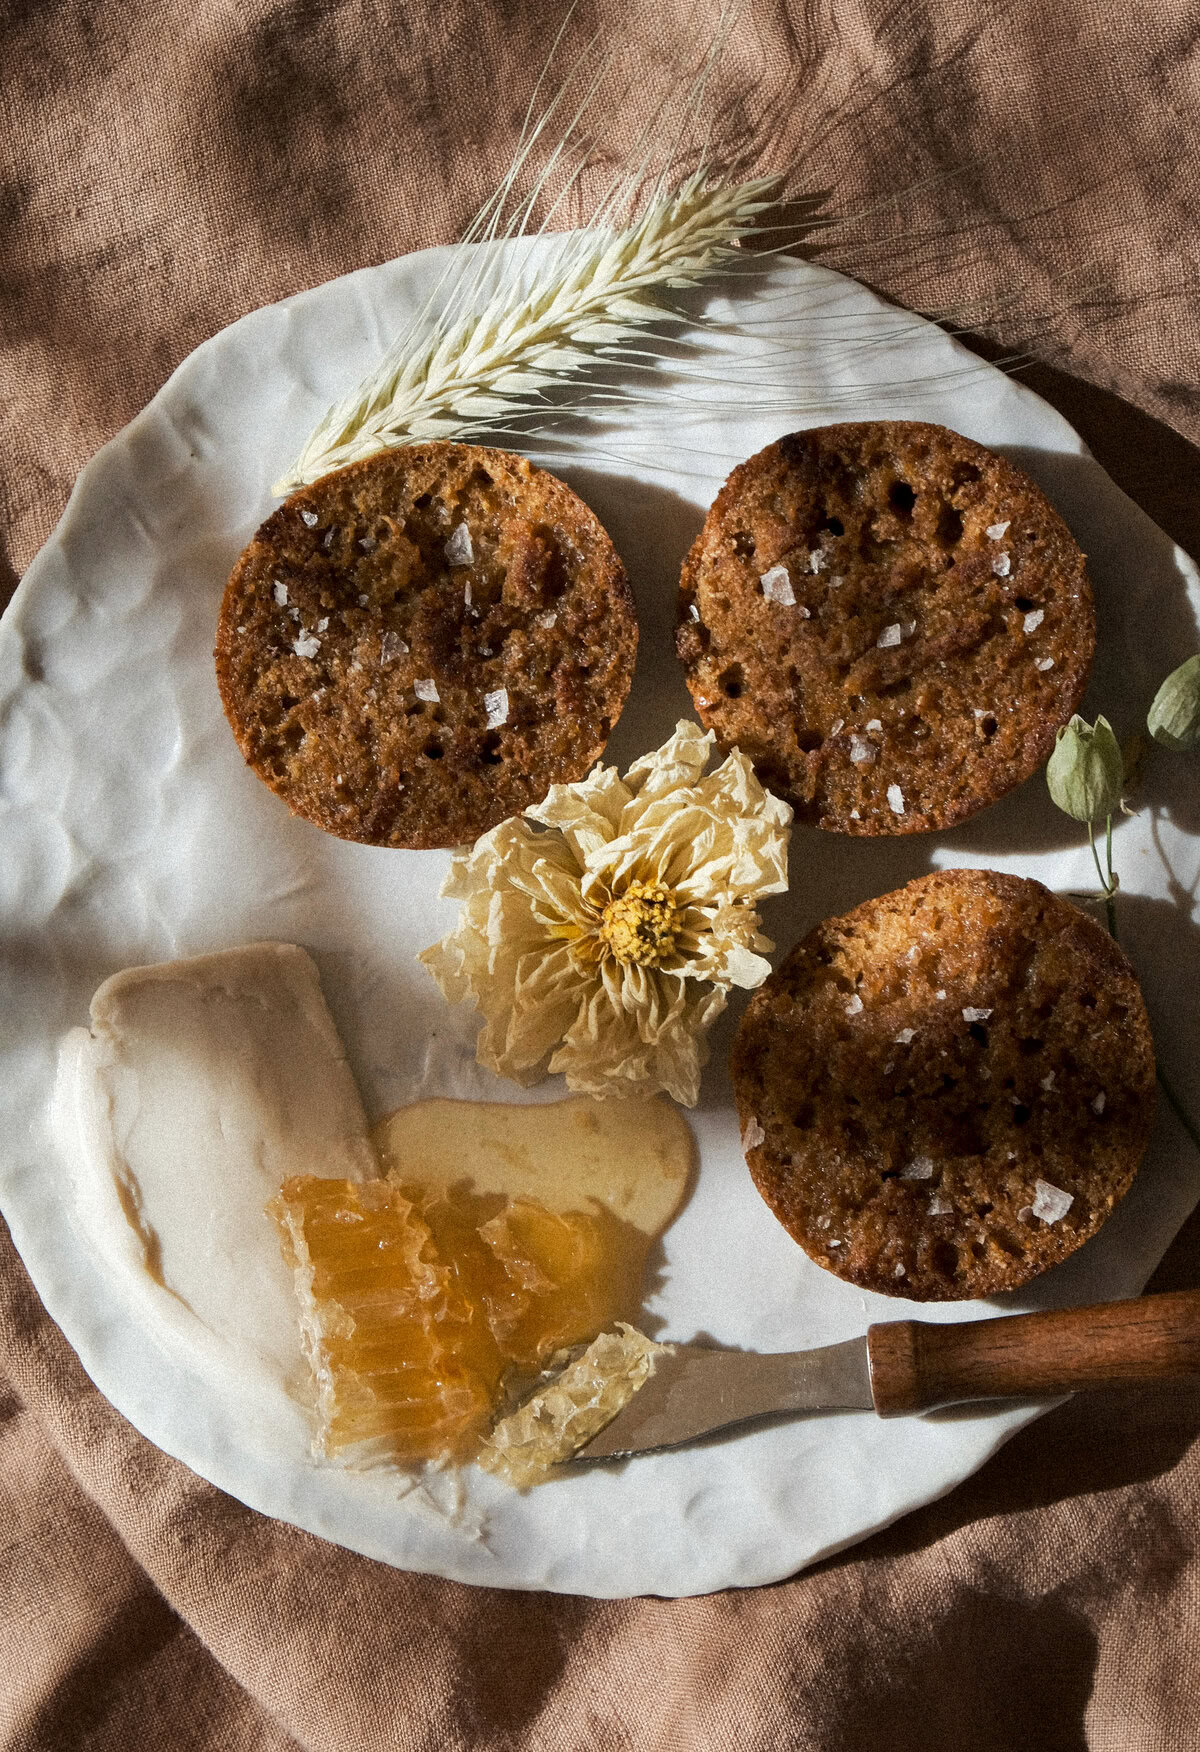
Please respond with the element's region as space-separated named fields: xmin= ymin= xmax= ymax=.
xmin=2 ymin=240 xmax=1199 ymax=1599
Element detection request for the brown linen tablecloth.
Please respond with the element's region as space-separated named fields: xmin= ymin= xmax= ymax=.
xmin=2 ymin=2 xmax=1199 ymax=1747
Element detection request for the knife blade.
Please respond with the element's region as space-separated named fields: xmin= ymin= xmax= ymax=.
xmin=573 ymin=1287 xmax=1200 ymax=1460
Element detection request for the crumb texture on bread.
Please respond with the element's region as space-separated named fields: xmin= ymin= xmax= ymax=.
xmin=677 ymin=421 xmax=1094 ymax=835
xmin=732 ymin=869 xmax=1155 ymax=1300
xmin=216 ymin=443 xmax=637 ymax=849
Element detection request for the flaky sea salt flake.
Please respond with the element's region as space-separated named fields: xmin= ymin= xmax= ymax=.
xmin=1092 ymin=1091 xmax=1107 ymax=1115
xmin=272 ymin=581 xmax=289 ymax=607
xmin=877 ymin=623 xmax=903 ymax=648
xmin=992 ymin=552 xmax=1012 ymax=578
xmin=293 ymin=630 xmax=320 ymax=659
xmin=986 ymin=520 xmax=1010 ymax=541
xmin=901 ymin=1154 xmax=934 ymax=1180
xmin=1036 ymin=656 xmax=1056 ymax=671
xmin=830 ymin=718 xmax=845 ymax=736
xmin=415 ymin=678 xmax=440 ymax=703
xmin=484 ymin=687 xmax=509 ymax=729
xmin=894 ymin=1028 xmax=916 ymax=1044
xmin=536 ymin=609 xmax=558 ymax=630
xmin=844 ymin=993 xmax=864 ymax=1016
xmin=742 ymin=1117 xmax=766 ymax=1150
xmin=1023 ymin=608 xmax=1044 ymax=634
xmin=849 ymin=735 xmax=876 ymax=765
xmin=928 ymin=1194 xmax=952 ymax=1215
xmin=1032 ymin=1179 xmax=1073 ymax=1223
xmin=962 ymin=1006 xmax=992 ymax=1023
xmin=887 ymin=784 xmax=905 ymax=815
xmin=380 ymin=631 xmax=408 ymax=663
xmin=759 ymin=564 xmax=795 ymax=606
xmin=444 ymin=523 xmax=474 ymax=566
xmin=866 ymin=718 xmax=883 ymax=733
xmin=299 ymin=508 xmax=319 ymax=528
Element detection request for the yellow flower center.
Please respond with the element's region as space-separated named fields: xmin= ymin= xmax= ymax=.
xmin=599 ymin=880 xmax=684 ymax=968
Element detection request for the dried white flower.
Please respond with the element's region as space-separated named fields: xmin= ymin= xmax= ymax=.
xmin=415 ymin=678 xmax=441 ymax=703
xmin=992 ymin=552 xmax=1012 ymax=578
xmin=1023 ymin=608 xmax=1044 ymax=633
xmin=1031 ymin=1179 xmax=1073 ymax=1223
xmin=760 ymin=565 xmax=795 ymax=606
xmin=986 ymin=520 xmax=1010 ymax=541
xmin=962 ymin=1006 xmax=992 ymax=1023
xmin=444 ymin=523 xmax=474 ymax=567
xmin=887 ymin=784 xmax=905 ymax=815
xmin=420 ymin=721 xmax=792 ymax=1105
xmin=484 ymin=687 xmax=509 ymax=729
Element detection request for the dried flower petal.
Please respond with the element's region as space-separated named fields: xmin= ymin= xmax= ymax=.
xmin=420 ymin=721 xmax=792 ymax=1105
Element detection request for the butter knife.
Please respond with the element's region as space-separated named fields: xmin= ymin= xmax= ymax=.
xmin=574 ymin=1288 xmax=1200 ymax=1460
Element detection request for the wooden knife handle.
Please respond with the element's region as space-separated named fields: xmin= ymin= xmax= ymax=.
xmin=866 ymin=1289 xmax=1200 ymax=1417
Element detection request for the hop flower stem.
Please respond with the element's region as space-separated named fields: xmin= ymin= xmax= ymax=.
xmin=1083 ymin=813 xmax=1200 ymax=1159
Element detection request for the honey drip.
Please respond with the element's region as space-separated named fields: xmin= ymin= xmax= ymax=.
xmin=271 ymin=1096 xmax=693 ymax=1466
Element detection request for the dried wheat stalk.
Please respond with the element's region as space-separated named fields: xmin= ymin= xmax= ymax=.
xmin=274 ymin=168 xmax=781 ymax=494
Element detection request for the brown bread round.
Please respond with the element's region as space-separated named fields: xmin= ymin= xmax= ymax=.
xmin=676 ymin=421 xmax=1094 ymax=834
xmin=731 ymin=870 xmax=1155 ymax=1300
xmin=215 ymin=443 xmax=637 ymax=849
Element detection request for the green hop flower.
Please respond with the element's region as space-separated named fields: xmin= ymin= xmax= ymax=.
xmin=1046 ymin=714 xmax=1124 ymax=823
xmin=1147 ymin=654 xmax=1200 ymax=751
